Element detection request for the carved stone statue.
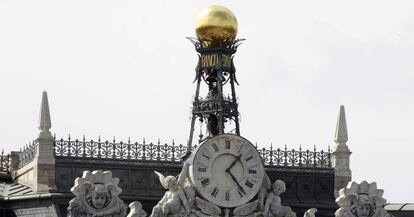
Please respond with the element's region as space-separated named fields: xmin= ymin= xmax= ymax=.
xmin=150 ymin=162 xmax=194 ymax=217
xmin=67 ymin=170 xmax=128 ymax=217
xmin=127 ymin=201 xmax=147 ymax=217
xmin=263 ymin=179 xmax=296 ymax=217
xmin=335 ymin=181 xmax=393 ymax=217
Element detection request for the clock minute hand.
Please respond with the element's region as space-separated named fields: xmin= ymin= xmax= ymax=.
xmin=228 ymin=171 xmax=246 ymax=195
xmin=225 ymin=154 xmax=242 ymax=173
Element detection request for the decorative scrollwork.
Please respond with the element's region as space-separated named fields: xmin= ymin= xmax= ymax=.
xmin=300 ymin=149 xmax=314 ymax=167
xmin=69 ymin=139 xmax=83 ymax=157
xmin=258 ymin=147 xmax=271 ymax=165
xmin=159 ymin=143 xmax=173 ymax=161
xmin=115 ymin=141 xmax=128 ymax=159
xmin=173 ymin=144 xmax=189 ymax=160
xmin=55 ymin=138 xmax=69 ymax=156
xmin=192 ymin=97 xmax=237 ymax=117
xmin=130 ymin=142 xmax=143 ymax=160
xmin=144 ymin=143 xmax=158 ymax=161
xmin=85 ymin=140 xmax=99 ymax=158
xmin=271 ymin=148 xmax=286 ymax=166
xmin=100 ymin=140 xmax=114 ymax=158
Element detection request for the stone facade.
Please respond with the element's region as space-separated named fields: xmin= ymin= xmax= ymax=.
xmin=0 ymin=91 xmax=340 ymax=217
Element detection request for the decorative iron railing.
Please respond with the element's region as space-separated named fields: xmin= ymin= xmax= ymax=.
xmin=0 ymin=150 xmax=11 ymax=172
xmin=54 ymin=136 xmax=191 ymax=162
xmin=18 ymin=141 xmax=37 ymax=169
xmin=257 ymin=145 xmax=331 ymax=168
xmin=54 ymin=136 xmax=332 ymax=169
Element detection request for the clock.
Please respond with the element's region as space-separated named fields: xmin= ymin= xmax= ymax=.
xmin=188 ymin=134 xmax=264 ymax=208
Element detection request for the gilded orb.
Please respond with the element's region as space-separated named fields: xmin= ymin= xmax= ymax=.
xmin=195 ymin=5 xmax=238 ymax=47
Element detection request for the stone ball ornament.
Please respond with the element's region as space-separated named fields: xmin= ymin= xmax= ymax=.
xmin=195 ymin=5 xmax=238 ymax=47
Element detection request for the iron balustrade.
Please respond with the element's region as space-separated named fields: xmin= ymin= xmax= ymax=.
xmin=17 ymin=141 xmax=37 ymax=169
xmin=53 ymin=136 xmax=332 ymax=168
xmin=54 ymin=137 xmax=191 ymax=162
xmin=0 ymin=137 xmax=332 ymax=173
xmin=257 ymin=144 xmax=331 ymax=168
xmin=1 ymin=142 xmax=38 ymax=172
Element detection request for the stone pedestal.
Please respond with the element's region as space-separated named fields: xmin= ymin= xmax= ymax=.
xmin=34 ymin=133 xmax=57 ymax=193
xmin=332 ymin=146 xmax=351 ymax=196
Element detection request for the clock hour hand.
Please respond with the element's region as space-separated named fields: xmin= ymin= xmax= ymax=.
xmin=225 ymin=154 xmax=242 ymax=173
xmin=228 ymin=170 xmax=246 ymax=195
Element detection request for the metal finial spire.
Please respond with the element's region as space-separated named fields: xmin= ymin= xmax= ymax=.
xmin=334 ymin=105 xmax=348 ymax=145
xmin=38 ymin=91 xmax=52 ymax=134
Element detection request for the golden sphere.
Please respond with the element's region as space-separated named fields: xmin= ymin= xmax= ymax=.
xmin=195 ymin=5 xmax=238 ymax=47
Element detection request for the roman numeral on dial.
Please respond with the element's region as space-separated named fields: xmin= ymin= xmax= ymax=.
xmin=212 ymin=143 xmax=219 ymax=152
xmin=225 ymin=192 xmax=230 ymax=201
xmin=245 ymin=180 xmax=254 ymax=188
xmin=238 ymin=189 xmax=245 ymax=198
xmin=225 ymin=141 xmax=230 ymax=149
xmin=248 ymin=169 xmax=257 ymax=174
xmin=211 ymin=188 xmax=218 ymax=197
xmin=198 ymin=167 xmax=206 ymax=172
xmin=201 ymin=179 xmax=210 ymax=187
xmin=237 ymin=145 xmax=243 ymax=153
xmin=202 ymin=154 xmax=210 ymax=159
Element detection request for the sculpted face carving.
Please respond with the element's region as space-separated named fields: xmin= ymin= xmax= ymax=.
xmin=92 ymin=193 xmax=107 ymax=209
xmin=272 ymin=180 xmax=286 ymax=195
xmin=89 ymin=184 xmax=111 ymax=209
xmin=352 ymin=195 xmax=375 ymax=217
xmin=165 ymin=176 xmax=178 ymax=191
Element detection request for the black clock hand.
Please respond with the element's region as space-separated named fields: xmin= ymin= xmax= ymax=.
xmin=225 ymin=154 xmax=242 ymax=173
xmin=228 ymin=170 xmax=246 ymax=195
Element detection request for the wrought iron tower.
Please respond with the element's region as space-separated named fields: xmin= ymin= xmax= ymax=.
xmin=186 ymin=37 xmax=244 ymax=147
xmin=185 ymin=6 xmax=245 ymax=148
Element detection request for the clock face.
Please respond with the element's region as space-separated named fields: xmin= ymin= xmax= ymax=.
xmin=189 ymin=134 xmax=264 ymax=207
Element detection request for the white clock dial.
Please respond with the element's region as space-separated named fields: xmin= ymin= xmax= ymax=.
xmin=189 ymin=134 xmax=264 ymax=208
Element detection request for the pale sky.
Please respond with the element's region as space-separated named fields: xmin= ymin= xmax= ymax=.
xmin=1 ymin=0 xmax=413 ymax=202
